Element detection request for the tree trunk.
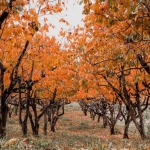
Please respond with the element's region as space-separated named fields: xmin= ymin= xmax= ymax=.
xmin=50 ymin=117 xmax=58 ymax=132
xmin=43 ymin=112 xmax=47 ymax=135
xmin=110 ymin=126 xmax=115 ymax=135
xmin=103 ymin=116 xmax=107 ymax=128
xmin=0 ymin=103 xmax=9 ymax=138
xmin=19 ymin=88 xmax=30 ymax=137
xmin=29 ymin=96 xmax=40 ymax=137
xmin=15 ymin=106 xmax=18 ymax=115
xmin=50 ymin=124 xmax=55 ymax=132
xmin=0 ymin=64 xmax=8 ymax=138
xmin=29 ymin=111 xmax=39 ymax=136
xmin=137 ymin=125 xmax=146 ymax=140
xmin=83 ymin=109 xmax=87 ymax=116
xmin=129 ymin=107 xmax=146 ymax=139
xmin=97 ymin=114 xmax=101 ymax=122
xmin=123 ymin=121 xmax=130 ymax=139
xmin=22 ymin=122 xmax=28 ymax=137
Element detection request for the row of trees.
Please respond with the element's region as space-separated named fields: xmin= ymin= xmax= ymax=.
xmin=0 ymin=0 xmax=77 ymax=138
xmin=64 ymin=0 xmax=150 ymax=140
xmin=78 ymin=95 xmax=149 ymax=139
xmin=0 ymin=0 xmax=150 ymax=140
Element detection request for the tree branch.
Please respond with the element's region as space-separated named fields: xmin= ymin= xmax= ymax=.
xmin=137 ymin=54 xmax=150 ymax=75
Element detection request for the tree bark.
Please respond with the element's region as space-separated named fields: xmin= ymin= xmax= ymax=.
xmin=103 ymin=116 xmax=107 ymax=128
xmin=123 ymin=121 xmax=130 ymax=139
xmin=0 ymin=97 xmax=9 ymax=137
xmin=43 ymin=112 xmax=47 ymax=135
xmin=110 ymin=126 xmax=115 ymax=135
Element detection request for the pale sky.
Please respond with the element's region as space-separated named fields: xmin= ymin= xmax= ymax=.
xmin=46 ymin=0 xmax=85 ymax=37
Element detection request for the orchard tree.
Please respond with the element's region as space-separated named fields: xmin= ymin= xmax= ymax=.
xmin=13 ymin=30 xmax=79 ymax=136
xmin=65 ymin=0 xmax=150 ymax=139
xmin=0 ymin=0 xmax=66 ymax=137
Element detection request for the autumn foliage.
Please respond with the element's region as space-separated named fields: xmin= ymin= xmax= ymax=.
xmin=0 ymin=0 xmax=74 ymax=137
xmin=0 ymin=0 xmax=150 ymax=141
xmin=65 ymin=0 xmax=150 ymax=139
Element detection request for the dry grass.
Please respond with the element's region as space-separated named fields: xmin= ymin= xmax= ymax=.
xmin=1 ymin=102 xmax=150 ymax=149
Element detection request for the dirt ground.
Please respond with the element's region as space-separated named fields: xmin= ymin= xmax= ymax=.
xmin=4 ymin=102 xmax=150 ymax=149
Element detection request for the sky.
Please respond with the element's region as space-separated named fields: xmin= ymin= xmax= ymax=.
xmin=46 ymin=0 xmax=85 ymax=37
